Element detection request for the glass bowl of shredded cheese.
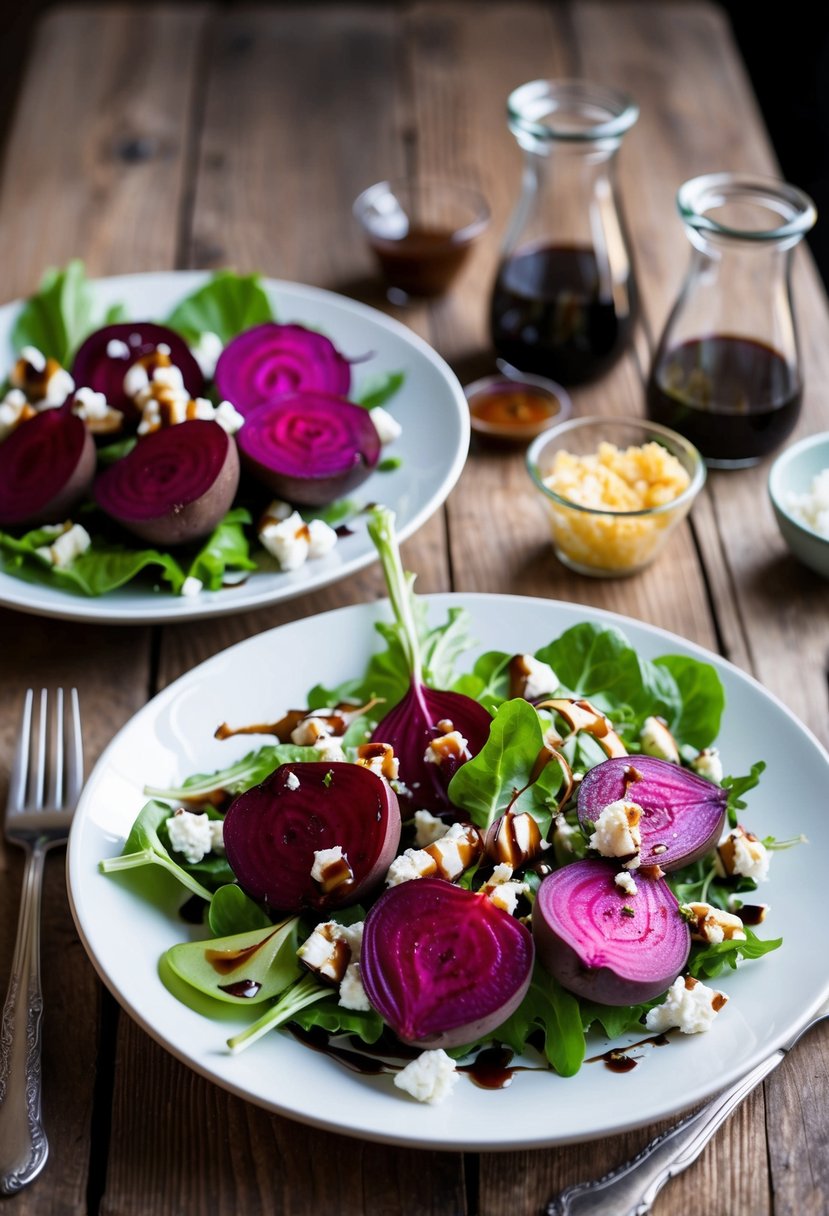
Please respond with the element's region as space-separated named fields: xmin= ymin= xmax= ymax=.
xmin=527 ymin=417 xmax=706 ymax=576
xmin=768 ymin=430 xmax=829 ymax=579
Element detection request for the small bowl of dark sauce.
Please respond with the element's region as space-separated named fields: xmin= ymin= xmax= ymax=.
xmin=354 ymin=177 xmax=490 ymax=303
xmin=465 ymin=371 xmax=572 ymax=445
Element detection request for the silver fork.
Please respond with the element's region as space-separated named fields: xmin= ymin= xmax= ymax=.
xmin=0 ymin=689 xmax=83 ymax=1195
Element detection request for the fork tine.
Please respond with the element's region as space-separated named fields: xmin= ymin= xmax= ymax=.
xmin=6 ymin=689 xmax=33 ymax=811
xmin=34 ymin=689 xmax=48 ymax=810
xmin=46 ymin=688 xmax=64 ymax=810
xmin=64 ymin=688 xmax=83 ymax=807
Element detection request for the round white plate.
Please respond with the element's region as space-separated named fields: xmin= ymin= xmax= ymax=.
xmin=67 ymin=595 xmax=829 ymax=1151
xmin=0 ymin=272 xmax=468 ymax=624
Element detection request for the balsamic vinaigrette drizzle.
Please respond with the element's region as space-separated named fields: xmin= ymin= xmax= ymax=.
xmin=585 ymin=1033 xmax=671 ymax=1073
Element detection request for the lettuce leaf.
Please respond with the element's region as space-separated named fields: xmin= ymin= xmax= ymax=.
xmin=185 ymin=507 xmax=258 ymax=591
xmin=0 ymin=527 xmax=186 ymax=595
xmin=494 ymin=966 xmax=586 ymax=1076
xmin=164 ymin=271 xmax=275 ymax=345
xmin=144 ymin=743 xmax=318 ymax=802
xmin=11 ymin=259 xmax=125 ymax=365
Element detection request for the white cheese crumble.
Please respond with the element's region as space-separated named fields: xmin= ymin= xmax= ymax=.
xmin=413 ymin=810 xmax=450 ymax=847
xmin=208 ymin=820 xmax=225 ymax=853
xmin=310 ymin=845 xmax=347 ymax=884
xmin=284 ymin=771 xmax=301 ymax=791
xmin=42 ymin=366 xmax=75 ymax=406
xmin=589 ymin=799 xmax=642 ymax=868
xmin=190 ymin=330 xmax=223 ymax=378
xmin=520 ymin=654 xmax=558 ymax=700
xmin=0 ymin=389 xmax=33 ymax=439
xmin=691 ymin=748 xmax=724 ymax=785
xmin=123 ymin=362 xmax=150 ymax=399
xmin=20 ymin=344 xmax=46 ymax=372
xmin=312 ymin=736 xmax=347 ymax=763
xmin=718 ymin=829 xmax=771 ymax=882
xmin=370 ymin=405 xmax=402 ymax=445
xmin=35 ymin=522 xmax=91 ymax=568
xmin=681 ymin=901 xmax=746 ymax=945
xmin=385 ymin=849 xmax=437 ymax=886
xmin=394 ymin=1050 xmax=459 ymax=1105
xmin=481 ymin=863 xmax=529 ymax=915
xmin=165 ymin=809 xmax=214 ymax=864
xmin=645 ymin=975 xmax=728 ymax=1034
xmin=213 ymin=399 xmax=245 ymax=434
xmin=259 ymin=510 xmax=310 ymax=571
xmin=786 ymin=467 xmax=829 ymax=538
xmin=552 ymin=812 xmax=579 ymax=855
xmin=639 ymin=716 xmax=680 ymax=764
xmin=106 ymin=338 xmax=131 ymax=359
xmin=72 ymin=386 xmax=112 ymax=420
xmin=338 ymin=961 xmax=371 ymax=1011
xmin=614 ymin=871 xmax=639 ymax=896
xmin=306 ymin=518 xmax=338 ymax=559
xmin=423 ymin=730 xmax=469 ymax=764
xmin=290 ymin=715 xmax=332 ymax=746
xmin=180 ymin=576 xmax=203 ymax=598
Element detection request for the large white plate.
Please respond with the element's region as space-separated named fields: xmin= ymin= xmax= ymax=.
xmin=0 ymin=273 xmax=468 ymax=624
xmin=67 ymin=595 xmax=829 ymax=1151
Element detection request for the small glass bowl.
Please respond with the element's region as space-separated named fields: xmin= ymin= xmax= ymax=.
xmin=353 ymin=176 xmax=490 ymax=302
xmin=526 ymin=416 xmax=706 ymax=577
xmin=768 ymin=430 xmax=829 ymax=579
xmin=465 ymin=372 xmax=572 ymax=445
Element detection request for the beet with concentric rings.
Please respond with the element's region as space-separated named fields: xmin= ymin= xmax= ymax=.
xmin=533 ymin=858 xmax=690 ymax=1005
xmin=361 ymin=877 xmax=535 ymax=1047
xmin=214 ymin=322 xmax=351 ymax=414
xmin=222 ymin=762 xmax=401 ymax=913
xmin=93 ymin=419 xmax=239 ymax=546
xmin=236 ymin=391 xmax=380 ymax=505
xmin=578 ymin=755 xmax=728 ymax=871
xmin=72 ymin=322 xmax=204 ymax=420
xmin=0 ymin=407 xmax=96 ymax=528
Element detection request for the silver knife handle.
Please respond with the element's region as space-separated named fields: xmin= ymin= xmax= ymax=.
xmin=546 ymin=1050 xmax=785 ymax=1216
xmin=0 ymin=844 xmax=49 ymax=1195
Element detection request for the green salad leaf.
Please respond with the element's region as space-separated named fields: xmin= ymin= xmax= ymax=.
xmin=164 ymin=918 xmax=300 ymax=1005
xmin=687 ymin=927 xmax=782 ymax=979
xmin=10 ymin=260 xmax=121 ymax=365
xmin=144 ymin=743 xmax=318 ymax=802
xmin=494 ymin=967 xmax=586 ymax=1077
xmin=98 ymin=800 xmax=217 ymax=900
xmin=354 ymin=370 xmax=405 ymax=409
xmin=164 ymin=270 xmax=276 ymax=345
xmin=185 ymin=507 xmax=258 ymax=591
xmin=291 ymin=997 xmax=385 ymax=1044
xmin=722 ymin=760 xmax=766 ymax=828
xmin=208 ymin=884 xmax=272 ymax=936
xmin=0 ymin=527 xmax=186 ymax=596
xmin=447 ymin=699 xmax=547 ymax=832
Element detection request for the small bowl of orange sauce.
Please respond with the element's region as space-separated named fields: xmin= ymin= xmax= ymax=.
xmin=464 ymin=372 xmax=571 ymax=444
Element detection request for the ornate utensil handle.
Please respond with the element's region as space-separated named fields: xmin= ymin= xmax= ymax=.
xmin=546 ymin=1051 xmax=785 ymax=1216
xmin=0 ymin=843 xmax=49 ymax=1195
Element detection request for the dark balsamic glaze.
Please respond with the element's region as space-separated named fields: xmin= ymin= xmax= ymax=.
xmin=736 ymin=904 xmax=767 ymax=926
xmin=205 ymin=930 xmax=276 ymax=976
xmin=218 ymin=978 xmax=262 ymax=999
xmin=585 ymin=1033 xmax=670 ymax=1072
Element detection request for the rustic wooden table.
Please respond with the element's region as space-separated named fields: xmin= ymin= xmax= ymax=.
xmin=0 ymin=3 xmax=827 ymax=1213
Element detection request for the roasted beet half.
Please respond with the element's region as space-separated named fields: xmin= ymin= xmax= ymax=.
xmin=533 ymin=859 xmax=690 ymax=1005
xmin=578 ymin=755 xmax=728 ymax=871
xmin=0 ymin=407 xmax=95 ymax=527
xmin=72 ymin=322 xmax=204 ymax=420
xmin=361 ymin=877 xmax=534 ymax=1048
xmin=93 ymin=419 xmax=239 ymax=546
xmin=214 ymin=322 xmax=351 ymax=414
xmin=236 ymin=391 xmax=380 ymax=506
xmin=222 ymin=762 xmax=401 ymax=913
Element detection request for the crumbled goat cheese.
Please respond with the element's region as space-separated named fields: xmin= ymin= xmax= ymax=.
xmin=423 ymin=730 xmax=469 ymax=764
xmin=481 ymin=864 xmax=529 ymax=916
xmin=645 ymin=975 xmax=728 ymax=1034
xmin=259 ymin=510 xmax=311 ymax=571
xmin=385 ymin=849 xmax=437 ymax=886
xmin=42 ymin=366 xmax=75 ymax=407
xmin=306 ymin=518 xmax=338 ymax=559
xmin=370 ymin=405 xmax=402 ymax=445
xmin=311 ymin=845 xmax=347 ymax=884
xmin=786 ymin=467 xmax=829 ymax=539
xmin=589 ymin=799 xmax=642 ymax=868
xmin=0 ymin=389 xmax=34 ymax=439
xmin=552 ymin=812 xmax=579 ymax=855
xmin=123 ymin=362 xmax=151 ymax=399
xmin=166 ymin=809 xmax=214 ymax=864
xmin=284 ymin=771 xmax=301 ymax=791
xmin=394 ymin=1050 xmax=459 ymax=1105
xmin=190 ymin=331 xmax=223 ymax=379
xmin=180 ymin=576 xmax=203 ymax=598
xmin=106 ymin=338 xmax=131 ymax=359
xmin=20 ymin=344 xmax=46 ymax=372
xmin=338 ymin=961 xmax=371 ymax=1011
xmin=35 ymin=523 xmax=91 ymax=568
xmin=520 ymin=654 xmax=558 ymax=700
xmin=681 ymin=901 xmax=746 ymax=945
xmin=413 ymin=810 xmax=450 ymax=848
xmin=313 ymin=736 xmax=347 ymax=763
xmin=639 ymin=716 xmax=680 ymax=764
xmin=614 ymin=871 xmax=639 ymax=896
xmin=213 ymin=399 xmax=245 ymax=434
xmin=291 ymin=716 xmax=332 ymax=746
xmin=208 ymin=820 xmax=225 ymax=853
xmin=691 ymin=747 xmax=724 ymax=784
xmin=717 ymin=828 xmax=771 ymax=882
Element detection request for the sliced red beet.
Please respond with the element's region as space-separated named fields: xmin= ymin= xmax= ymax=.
xmin=93 ymin=419 xmax=239 ymax=546
xmin=214 ymin=322 xmax=351 ymax=414
xmin=578 ymin=756 xmax=728 ymax=871
xmin=533 ymin=859 xmax=690 ymax=1005
xmin=222 ymin=762 xmax=401 ymax=913
xmin=0 ymin=408 xmax=95 ymax=527
xmin=361 ymin=878 xmax=534 ymax=1048
xmin=236 ymin=392 xmax=380 ymax=505
xmin=72 ymin=322 xmax=204 ymax=419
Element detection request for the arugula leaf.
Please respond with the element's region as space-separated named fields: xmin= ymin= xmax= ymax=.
xmin=580 ymin=998 xmax=660 ymax=1037
xmin=354 ymin=370 xmax=405 ymax=409
xmin=687 ymin=927 xmax=782 ymax=979
xmin=208 ymin=884 xmax=272 ymax=936
xmin=96 ymin=437 xmax=137 ymax=467
xmin=186 ymin=507 xmax=258 ymax=591
xmin=536 ymin=623 xmax=660 ymax=729
xmin=0 ymin=529 xmax=186 ymax=595
xmin=290 ymin=996 xmax=385 ymax=1044
xmin=451 ymin=649 xmax=512 ymax=702
xmin=11 ymin=260 xmax=102 ymax=365
xmin=495 ymin=966 xmax=586 ymax=1076
xmin=164 ymin=271 xmax=276 ymax=345
xmin=98 ymin=800 xmax=215 ymax=900
xmin=447 ymin=699 xmax=545 ymax=832
xmin=144 ymin=743 xmax=317 ymax=802
xmin=378 ymin=456 xmax=402 ymax=473
xmin=298 ymin=498 xmax=360 ymax=528
xmin=722 ymin=761 xmax=766 ymax=828
xmin=653 ymin=655 xmax=725 ymax=750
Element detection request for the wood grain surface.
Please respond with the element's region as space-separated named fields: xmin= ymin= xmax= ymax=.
xmin=0 ymin=4 xmax=825 ymax=1215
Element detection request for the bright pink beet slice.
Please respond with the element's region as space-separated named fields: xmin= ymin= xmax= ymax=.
xmin=578 ymin=755 xmax=728 ymax=871
xmin=236 ymin=392 xmax=380 ymax=505
xmin=533 ymin=859 xmax=690 ymax=1005
xmin=93 ymin=419 xmax=239 ymax=546
xmin=223 ymin=762 xmax=401 ymax=913
xmin=72 ymin=322 xmax=204 ymax=419
xmin=214 ymin=322 xmax=351 ymax=413
xmin=361 ymin=877 xmax=534 ymax=1047
xmin=0 ymin=408 xmax=95 ymax=527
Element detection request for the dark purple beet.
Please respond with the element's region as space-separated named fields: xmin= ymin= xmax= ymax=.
xmin=533 ymin=859 xmax=690 ymax=1005
xmin=361 ymin=877 xmax=534 ymax=1048
xmin=236 ymin=391 xmax=381 ymax=505
xmin=578 ymin=756 xmax=728 ymax=871
xmin=0 ymin=407 xmax=95 ymax=527
xmin=72 ymin=322 xmax=204 ymax=420
xmin=93 ymin=419 xmax=239 ymax=546
xmin=223 ymin=762 xmax=401 ymax=913
xmin=214 ymin=322 xmax=351 ymax=414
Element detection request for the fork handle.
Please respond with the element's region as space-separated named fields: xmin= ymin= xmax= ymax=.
xmin=0 ymin=841 xmax=49 ymax=1194
xmin=546 ymin=1050 xmax=785 ymax=1216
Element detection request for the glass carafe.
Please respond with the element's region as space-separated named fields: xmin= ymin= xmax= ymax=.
xmin=490 ymin=79 xmax=639 ymax=386
xmin=647 ymin=173 xmax=817 ymax=468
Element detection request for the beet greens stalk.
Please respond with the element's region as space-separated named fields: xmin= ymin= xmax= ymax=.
xmin=367 ymin=507 xmax=491 ymax=811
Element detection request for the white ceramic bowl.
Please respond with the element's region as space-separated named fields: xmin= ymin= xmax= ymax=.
xmin=768 ymin=431 xmax=829 ymax=578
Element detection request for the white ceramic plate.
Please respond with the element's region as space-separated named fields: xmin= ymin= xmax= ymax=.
xmin=67 ymin=595 xmax=829 ymax=1151
xmin=0 ymin=273 xmax=468 ymax=624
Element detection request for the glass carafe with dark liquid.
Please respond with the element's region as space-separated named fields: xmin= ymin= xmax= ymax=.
xmin=647 ymin=173 xmax=816 ymax=468
xmin=490 ymin=79 xmax=639 ymax=385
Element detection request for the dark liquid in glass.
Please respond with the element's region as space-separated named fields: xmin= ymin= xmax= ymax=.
xmin=490 ymin=243 xmax=637 ymax=385
xmin=369 ymin=226 xmax=474 ymax=298
xmin=646 ymin=335 xmax=801 ymax=466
